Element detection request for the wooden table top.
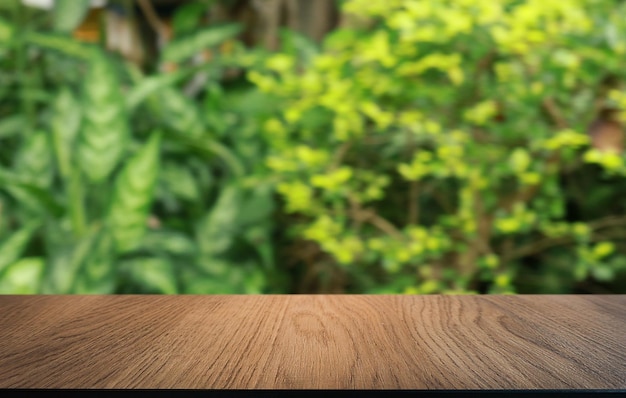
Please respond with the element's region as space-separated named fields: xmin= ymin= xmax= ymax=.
xmin=0 ymin=295 xmax=624 ymax=390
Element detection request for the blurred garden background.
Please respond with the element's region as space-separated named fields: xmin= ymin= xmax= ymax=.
xmin=1 ymin=0 xmax=626 ymax=294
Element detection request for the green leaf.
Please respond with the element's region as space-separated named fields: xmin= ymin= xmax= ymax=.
xmin=159 ymin=87 xmax=205 ymax=137
xmin=26 ymin=31 xmax=95 ymax=59
xmin=196 ymin=184 xmax=242 ymax=256
xmin=159 ymin=161 xmax=200 ymax=202
xmin=78 ymin=53 xmax=129 ymax=182
xmin=238 ymin=183 xmax=274 ymax=226
xmin=0 ymin=221 xmax=39 ymax=275
xmin=0 ymin=168 xmax=64 ymax=216
xmin=183 ymin=277 xmax=238 ymax=294
xmin=137 ymin=230 xmax=197 ymax=257
xmin=163 ymin=129 xmax=245 ymax=178
xmin=108 ymin=133 xmax=162 ymax=253
xmin=51 ymin=89 xmax=81 ymax=178
xmin=188 ymin=259 xmax=265 ymax=293
xmin=243 ymin=225 xmax=274 ymax=270
xmin=0 ymin=114 xmax=24 ymax=139
xmin=119 ymin=257 xmax=178 ymax=294
xmin=235 ymin=184 xmax=275 ymax=271
xmin=591 ymin=264 xmax=615 ymax=282
xmin=183 ymin=259 xmax=235 ymax=294
xmin=279 ymin=28 xmax=319 ymax=66
xmin=50 ymin=89 xmax=86 ymax=236
xmin=509 ymin=148 xmax=531 ymax=173
xmin=0 ymin=257 xmax=44 ymax=294
xmin=161 ymin=24 xmax=242 ymax=63
xmin=0 ymin=17 xmax=14 ymax=44
xmin=73 ymin=231 xmax=116 ymax=294
xmin=171 ymin=1 xmax=210 ymax=36
xmin=54 ymin=0 xmax=91 ymax=32
xmin=41 ymin=224 xmax=100 ymax=294
xmin=243 ymin=265 xmax=266 ymax=293
xmin=126 ymin=71 xmax=186 ymax=111
xmin=14 ymin=130 xmax=54 ymax=188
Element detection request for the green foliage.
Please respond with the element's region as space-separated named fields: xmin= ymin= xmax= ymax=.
xmin=14 ymin=131 xmax=53 ymax=188
xmin=108 ymin=132 xmax=162 ymax=253
xmin=196 ymin=184 xmax=241 ymax=257
xmin=0 ymin=17 xmax=14 ymax=43
xmin=25 ymin=31 xmax=95 ymax=60
xmin=51 ymin=89 xmax=81 ymax=178
xmin=161 ymin=24 xmax=242 ymax=64
xmin=251 ymin=0 xmax=626 ymax=293
xmin=2 ymin=0 xmax=626 ymax=294
xmin=119 ymin=257 xmax=178 ymax=294
xmin=0 ymin=221 xmax=39 ymax=275
xmin=0 ymin=1 xmax=279 ymax=294
xmin=0 ymin=257 xmax=44 ymax=294
xmin=53 ymin=0 xmax=91 ymax=32
xmin=79 ymin=53 xmax=129 ymax=182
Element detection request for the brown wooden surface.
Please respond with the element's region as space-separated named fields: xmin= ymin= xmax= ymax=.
xmin=0 ymin=295 xmax=624 ymax=389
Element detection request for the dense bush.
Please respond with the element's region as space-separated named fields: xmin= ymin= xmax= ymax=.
xmin=1 ymin=0 xmax=626 ymax=294
xmin=251 ymin=0 xmax=626 ymax=293
xmin=0 ymin=1 xmax=282 ymax=293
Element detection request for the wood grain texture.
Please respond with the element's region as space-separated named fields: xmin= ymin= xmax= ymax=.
xmin=0 ymin=295 xmax=624 ymax=389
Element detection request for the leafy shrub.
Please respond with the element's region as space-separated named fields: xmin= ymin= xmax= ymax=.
xmin=251 ymin=0 xmax=626 ymax=293
xmin=3 ymin=0 xmax=626 ymax=295
xmin=0 ymin=2 xmax=281 ymax=294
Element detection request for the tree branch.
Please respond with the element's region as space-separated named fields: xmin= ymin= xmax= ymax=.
xmin=408 ymin=181 xmax=419 ymax=225
xmin=589 ymin=215 xmax=626 ymax=230
xmin=542 ymin=97 xmax=568 ymax=130
xmin=457 ymin=192 xmax=492 ymax=276
xmin=505 ymin=215 xmax=626 ymax=261
xmin=328 ymin=141 xmax=352 ymax=171
xmin=365 ymin=210 xmax=404 ymax=240
xmin=137 ymin=0 xmax=170 ymax=47
xmin=347 ymin=195 xmax=403 ymax=240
